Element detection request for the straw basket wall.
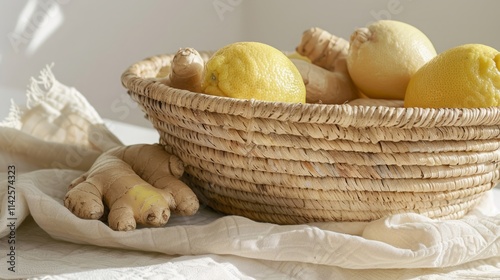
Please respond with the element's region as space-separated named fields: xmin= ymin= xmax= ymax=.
xmin=121 ymin=52 xmax=500 ymax=224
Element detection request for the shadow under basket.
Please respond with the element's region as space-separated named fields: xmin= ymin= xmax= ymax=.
xmin=121 ymin=52 xmax=500 ymax=224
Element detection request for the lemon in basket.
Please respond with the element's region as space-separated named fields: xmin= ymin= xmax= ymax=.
xmin=404 ymin=44 xmax=500 ymax=108
xmin=201 ymin=41 xmax=306 ymax=103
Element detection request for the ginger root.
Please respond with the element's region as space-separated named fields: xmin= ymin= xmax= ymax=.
xmin=296 ymin=27 xmax=350 ymax=73
xmin=159 ymin=47 xmax=204 ymax=92
xmin=64 ymin=144 xmax=199 ymax=231
xmin=292 ymin=59 xmax=358 ymax=104
xmin=295 ymin=27 xmax=359 ymax=104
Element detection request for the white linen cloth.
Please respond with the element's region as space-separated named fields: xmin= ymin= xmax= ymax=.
xmin=0 ymin=66 xmax=499 ymax=279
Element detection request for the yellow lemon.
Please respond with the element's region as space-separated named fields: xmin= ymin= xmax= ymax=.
xmin=404 ymin=44 xmax=500 ymax=108
xmin=202 ymin=42 xmax=306 ymax=103
xmin=347 ymin=20 xmax=437 ymax=100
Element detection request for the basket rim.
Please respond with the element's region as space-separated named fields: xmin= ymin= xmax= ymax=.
xmin=121 ymin=52 xmax=500 ymax=128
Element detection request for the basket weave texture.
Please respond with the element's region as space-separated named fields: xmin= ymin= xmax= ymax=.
xmin=121 ymin=52 xmax=500 ymax=224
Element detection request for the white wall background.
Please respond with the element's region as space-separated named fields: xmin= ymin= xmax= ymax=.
xmin=1 ymin=0 xmax=499 ymax=128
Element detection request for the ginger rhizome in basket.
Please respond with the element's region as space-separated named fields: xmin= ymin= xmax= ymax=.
xmin=295 ymin=27 xmax=359 ymax=104
xmin=158 ymin=47 xmax=205 ymax=93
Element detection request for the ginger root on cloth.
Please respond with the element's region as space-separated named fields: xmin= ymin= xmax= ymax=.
xmin=159 ymin=47 xmax=204 ymax=92
xmin=64 ymin=144 xmax=199 ymax=231
xmin=296 ymin=27 xmax=350 ymax=73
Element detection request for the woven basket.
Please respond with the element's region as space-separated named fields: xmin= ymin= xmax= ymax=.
xmin=121 ymin=52 xmax=500 ymax=224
